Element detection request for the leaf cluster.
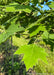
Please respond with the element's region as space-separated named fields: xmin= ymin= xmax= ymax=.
xmin=0 ymin=0 xmax=54 ymax=71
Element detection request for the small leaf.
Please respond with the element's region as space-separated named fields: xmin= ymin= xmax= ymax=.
xmin=42 ymin=31 xmax=49 ymax=39
xmin=42 ymin=31 xmax=54 ymax=40
xmin=30 ymin=25 xmax=46 ymax=37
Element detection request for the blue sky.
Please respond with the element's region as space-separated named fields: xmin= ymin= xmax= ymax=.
xmin=39 ymin=0 xmax=53 ymax=10
xmin=37 ymin=0 xmax=53 ymax=15
xmin=30 ymin=0 xmax=53 ymax=15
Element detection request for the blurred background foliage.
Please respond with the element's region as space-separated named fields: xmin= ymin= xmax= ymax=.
xmin=0 ymin=0 xmax=54 ymax=75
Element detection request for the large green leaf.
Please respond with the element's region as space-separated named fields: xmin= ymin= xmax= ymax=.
xmin=0 ymin=18 xmax=25 ymax=44
xmin=14 ymin=44 xmax=48 ymax=71
xmin=5 ymin=3 xmax=34 ymax=13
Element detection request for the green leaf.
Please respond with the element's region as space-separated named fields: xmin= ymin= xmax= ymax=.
xmin=42 ymin=31 xmax=54 ymax=40
xmin=26 ymin=13 xmax=51 ymax=30
xmin=14 ymin=44 xmax=48 ymax=71
xmin=13 ymin=0 xmax=29 ymax=3
xmin=33 ymin=0 xmax=38 ymax=5
xmin=13 ymin=36 xmax=29 ymax=47
xmin=0 ymin=32 xmax=5 ymax=44
xmin=5 ymin=3 xmax=33 ymax=13
xmin=42 ymin=31 xmax=49 ymax=39
xmin=0 ymin=18 xmax=25 ymax=44
xmin=48 ymin=2 xmax=54 ymax=8
xmin=6 ymin=22 xmax=24 ymax=36
xmin=26 ymin=22 xmax=40 ymax=30
xmin=30 ymin=25 xmax=46 ymax=37
xmin=49 ymin=34 xmax=54 ymax=40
